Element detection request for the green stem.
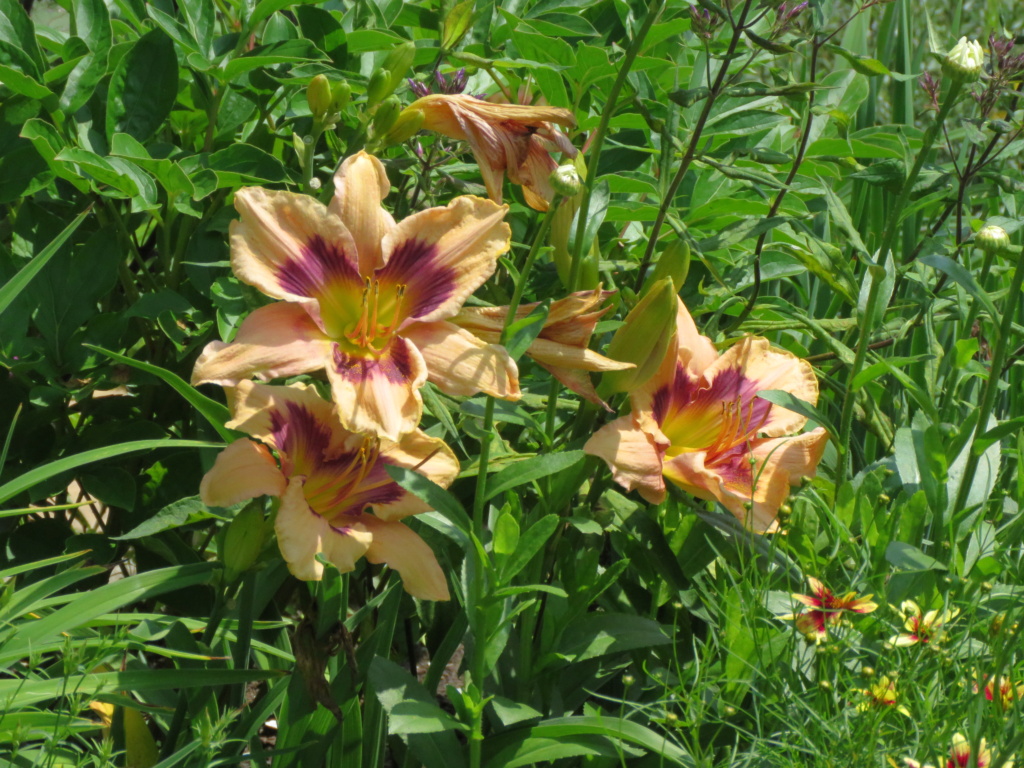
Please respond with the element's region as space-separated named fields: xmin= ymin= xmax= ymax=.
xmin=301 ymin=125 xmax=325 ymax=195
xmin=568 ymin=0 xmax=666 ymax=292
xmin=951 ymin=246 xmax=1024 ymax=513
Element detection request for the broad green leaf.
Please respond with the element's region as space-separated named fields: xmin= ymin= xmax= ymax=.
xmin=221 ymin=39 xmax=326 ymax=81
xmin=757 ymin=390 xmax=837 ymax=436
xmin=920 ymin=254 xmax=999 ymax=329
xmin=503 ymin=300 xmax=550 ymax=362
xmin=106 ymin=27 xmax=178 ymax=142
xmin=86 ymin=345 xmax=234 ymax=440
xmin=385 ymin=465 xmax=471 ymax=534
xmin=559 ymin=613 xmax=671 ymax=660
xmin=697 ymin=216 xmax=788 ymax=252
xmin=0 ymin=207 xmax=89 ymax=318
xmin=0 ymin=439 xmax=222 ymax=505
xmin=485 ymin=450 xmax=585 ymax=500
xmin=499 ymin=515 xmax=559 ymax=582
xmin=0 ymin=712 xmax=97 ymax=743
xmin=885 ymin=541 xmax=946 ymax=572
xmin=114 ymin=496 xmax=220 ymax=540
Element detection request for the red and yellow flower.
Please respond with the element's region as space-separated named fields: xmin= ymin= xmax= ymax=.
xmin=199 ymin=380 xmax=459 ymax=600
xmin=890 ymin=600 xmax=958 ymax=646
xmin=903 ymin=733 xmax=1008 ymax=768
xmin=584 ymin=299 xmax=828 ymax=531
xmin=409 ymin=94 xmax=577 ymax=210
xmin=782 ymin=577 xmax=878 ymax=641
xmin=974 ymin=673 xmax=1024 ymax=709
xmin=192 ymin=150 xmax=519 ymax=441
xmin=857 ymin=675 xmax=909 ymax=716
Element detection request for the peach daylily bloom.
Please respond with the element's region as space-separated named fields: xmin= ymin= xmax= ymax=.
xmin=450 ymin=287 xmax=633 ymax=408
xmin=410 ymin=94 xmax=577 ymax=211
xmin=192 ymin=150 xmax=519 ymax=441
xmin=200 ymin=380 xmax=459 ymax=600
xmin=584 ymin=299 xmax=829 ymax=531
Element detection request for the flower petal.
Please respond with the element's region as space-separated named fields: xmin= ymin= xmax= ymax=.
xmin=191 ymin=303 xmax=332 ymax=386
xmin=361 ymin=515 xmax=450 ymax=600
xmin=230 ymin=188 xmax=362 ymax=319
xmin=378 ymin=196 xmax=510 ymax=325
xmin=326 ymin=336 xmax=427 ymax=441
xmin=275 ymin=478 xmax=373 ymax=580
xmin=528 ymin=337 xmax=634 ymax=372
xmin=703 ymin=336 xmax=819 ymax=437
xmin=328 ymin=150 xmax=396 ymax=274
xmin=199 ymin=439 xmax=286 ymax=508
xmin=584 ymin=416 xmax=667 ymax=504
xmin=403 ymin=321 xmax=520 ymax=400
xmin=374 ymin=431 xmax=460 ymax=521
xmin=675 ymin=298 xmax=719 ymax=377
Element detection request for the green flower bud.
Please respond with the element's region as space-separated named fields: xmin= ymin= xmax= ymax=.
xmin=383 ymin=41 xmax=417 ymax=94
xmin=306 ymin=74 xmax=332 ymax=120
xmin=330 ymin=80 xmax=352 ymax=113
xmin=549 ymin=164 xmax=582 ymax=197
xmin=641 ymin=239 xmax=690 ymax=297
xmin=976 ymin=224 xmax=1011 ymax=255
xmin=371 ymin=95 xmax=402 ymax=138
xmin=942 ymin=37 xmax=984 ymax=83
xmin=222 ymin=502 xmax=268 ymax=583
xmin=366 ymin=68 xmax=392 ymax=109
xmin=601 ymin=277 xmax=677 ymax=394
xmin=380 ymin=107 xmax=425 ymax=147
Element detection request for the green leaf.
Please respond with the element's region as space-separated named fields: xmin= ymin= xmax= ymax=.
xmin=114 ymin=496 xmax=220 ymax=540
xmin=0 ymin=440 xmax=222 ymax=505
xmin=106 ymin=28 xmax=179 ymax=142
xmin=503 ymin=300 xmax=550 ymax=362
xmin=221 ymin=39 xmax=326 ymax=81
xmin=500 ymin=515 xmax=559 ymax=582
xmin=485 ymin=450 xmax=585 ymax=501
xmin=384 ymin=465 xmax=471 ymax=534
xmin=569 ymin=179 xmax=609 ymax=255
xmin=920 ymin=254 xmax=999 ymax=328
xmin=207 ymin=143 xmax=287 ymax=185
xmin=756 ymin=389 xmax=837 ymax=436
xmin=0 ymin=207 xmax=89 ymax=318
xmin=85 ymin=345 xmax=235 ymax=441
xmin=389 ymin=701 xmax=463 ymax=735
xmin=973 ymin=417 xmax=1024 ymax=455
xmin=559 ymin=613 xmax=671 ymax=660
xmin=885 ymin=541 xmax=947 ymax=572
xmin=697 ymin=216 xmax=788 ymax=252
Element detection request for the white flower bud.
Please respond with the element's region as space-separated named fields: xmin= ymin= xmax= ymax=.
xmin=943 ymin=37 xmax=984 ymax=82
xmin=976 ymin=223 xmax=1010 ymax=254
xmin=549 ymin=164 xmax=582 ymax=197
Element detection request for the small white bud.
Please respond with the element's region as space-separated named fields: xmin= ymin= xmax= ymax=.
xmin=943 ymin=37 xmax=984 ymax=82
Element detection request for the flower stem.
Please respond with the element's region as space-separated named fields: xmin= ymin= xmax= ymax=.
xmin=568 ymin=0 xmax=666 ymax=291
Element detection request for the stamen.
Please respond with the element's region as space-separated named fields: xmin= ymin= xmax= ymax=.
xmin=368 ymin=280 xmax=381 ymax=342
xmin=377 ymin=284 xmax=407 ymax=340
xmin=346 ymin=277 xmax=373 ymax=346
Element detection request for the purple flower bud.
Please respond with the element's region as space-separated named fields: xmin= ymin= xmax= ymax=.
xmin=408 ymin=78 xmax=430 ymax=98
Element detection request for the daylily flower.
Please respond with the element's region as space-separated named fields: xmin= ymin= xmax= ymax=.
xmin=974 ymin=673 xmax=1024 ymax=709
xmin=199 ymin=380 xmax=459 ymax=600
xmin=192 ymin=151 xmax=519 ymax=441
xmin=584 ymin=299 xmax=829 ymax=531
xmin=781 ymin=577 xmax=878 ymax=642
xmin=890 ymin=600 xmax=958 ymax=646
xmin=857 ymin=675 xmax=910 ymax=716
xmin=409 ymin=93 xmax=577 ymax=210
xmin=903 ymin=733 xmax=1008 ymax=768
xmin=450 ymin=287 xmax=634 ymax=408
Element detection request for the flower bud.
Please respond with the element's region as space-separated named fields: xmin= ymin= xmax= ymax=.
xmin=383 ymin=41 xmax=417 ymax=94
xmin=366 ymin=68 xmax=392 ymax=109
xmin=380 ymin=107 xmax=425 ymax=147
xmin=221 ymin=501 xmax=268 ymax=583
xmin=641 ymin=239 xmax=691 ymax=297
xmin=942 ymin=37 xmax=984 ymax=83
xmin=330 ymin=80 xmax=352 ymax=113
xmin=371 ymin=95 xmax=402 ymax=138
xmin=306 ymin=74 xmax=332 ymax=120
xmin=601 ymin=277 xmax=677 ymax=394
xmin=549 ymin=164 xmax=582 ymax=197
xmin=976 ymin=224 xmax=1011 ymax=255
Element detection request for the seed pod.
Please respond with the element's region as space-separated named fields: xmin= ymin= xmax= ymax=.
xmin=601 ymin=277 xmax=677 ymax=393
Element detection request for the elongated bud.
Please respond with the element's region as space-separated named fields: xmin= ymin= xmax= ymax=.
xmin=601 ymin=278 xmax=677 ymax=393
xmin=380 ymin=107 xmax=425 ymax=147
xmin=371 ymin=95 xmax=402 ymax=137
xmin=549 ymin=164 xmax=582 ymax=197
xmin=306 ymin=74 xmax=332 ymax=120
xmin=942 ymin=36 xmax=984 ymax=82
xmin=366 ymin=68 xmax=392 ymax=109
xmin=641 ymin=239 xmax=690 ymax=297
xmin=383 ymin=41 xmax=417 ymax=93
xmin=976 ymin=223 xmax=1010 ymax=255
xmin=222 ymin=501 xmax=268 ymax=583
xmin=330 ymin=80 xmax=351 ymax=113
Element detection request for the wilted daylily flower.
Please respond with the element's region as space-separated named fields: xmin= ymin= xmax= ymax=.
xmin=450 ymin=287 xmax=634 ymax=408
xmin=890 ymin=600 xmax=958 ymax=646
xmin=903 ymin=733 xmax=1007 ymax=768
xmin=782 ymin=577 xmax=878 ymax=642
xmin=199 ymin=380 xmax=459 ymax=600
xmin=192 ymin=151 xmax=519 ymax=440
xmin=584 ymin=299 xmax=829 ymax=531
xmin=408 ymin=93 xmax=577 ymax=210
